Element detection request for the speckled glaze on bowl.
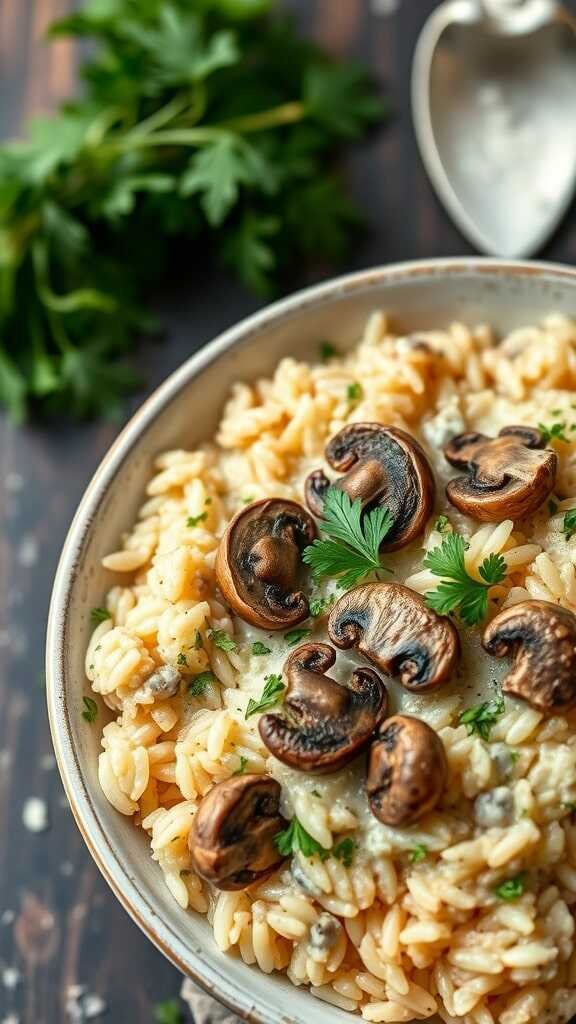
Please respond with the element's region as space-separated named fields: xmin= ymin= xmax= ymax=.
xmin=47 ymin=259 xmax=576 ymax=1024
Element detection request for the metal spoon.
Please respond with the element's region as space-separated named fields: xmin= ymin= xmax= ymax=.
xmin=412 ymin=0 xmax=576 ymax=256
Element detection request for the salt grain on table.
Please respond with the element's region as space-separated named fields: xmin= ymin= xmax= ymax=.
xmin=22 ymin=797 xmax=49 ymax=833
xmin=1 ymin=967 xmax=21 ymax=990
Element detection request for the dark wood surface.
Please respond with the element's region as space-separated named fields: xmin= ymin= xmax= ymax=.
xmin=2 ymin=1 xmax=576 ymax=1021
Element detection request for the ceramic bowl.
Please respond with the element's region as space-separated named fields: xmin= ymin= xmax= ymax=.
xmin=47 ymin=258 xmax=576 ymax=1024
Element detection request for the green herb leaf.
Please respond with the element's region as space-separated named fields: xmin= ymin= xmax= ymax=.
xmin=274 ymin=817 xmax=329 ymax=859
xmin=245 ymin=674 xmax=285 ymax=718
xmin=459 ymin=698 xmax=505 ymax=741
xmin=494 ymin=874 xmax=525 ymax=901
xmin=187 ymin=671 xmax=216 ymax=697
xmin=81 ymin=696 xmax=98 ymax=724
xmin=563 ymin=509 xmax=576 ymax=540
xmin=309 ymin=595 xmax=336 ymax=617
xmin=284 ymin=627 xmax=312 ymax=647
xmin=346 ymin=381 xmax=363 ymax=403
xmin=251 ymin=641 xmax=272 ymax=656
xmin=319 ymin=341 xmax=337 ymax=361
xmin=303 ymin=488 xmax=393 ymax=590
xmin=194 ymin=630 xmax=204 ymax=650
xmin=181 ymin=136 xmax=274 ymax=226
xmin=177 ymin=652 xmax=188 ymax=667
xmin=187 ymin=512 xmax=208 ymax=527
xmin=154 ymin=1000 xmax=183 ymax=1024
xmin=332 ymin=837 xmax=356 ymax=867
xmin=408 ymin=843 xmax=428 ymax=864
xmin=233 ymin=754 xmax=249 ymax=775
xmin=538 ymin=421 xmax=569 ymax=444
xmin=424 ymin=533 xmax=506 ymax=625
xmin=434 ymin=515 xmax=452 ymax=534
xmin=90 ymin=606 xmax=111 ymax=625
xmin=548 ymin=499 xmax=559 ymax=516
xmin=208 ymin=629 xmax=237 ymax=652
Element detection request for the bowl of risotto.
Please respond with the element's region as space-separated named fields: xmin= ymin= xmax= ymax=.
xmin=47 ymin=259 xmax=576 ymax=1024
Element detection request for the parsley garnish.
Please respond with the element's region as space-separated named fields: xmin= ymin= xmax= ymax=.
xmin=194 ymin=630 xmax=204 ymax=650
xmin=424 ymin=533 xmax=506 ymax=625
xmin=187 ymin=671 xmax=215 ymax=697
xmin=434 ymin=515 xmax=452 ymax=534
xmin=233 ymin=755 xmax=248 ymax=776
xmin=275 ymin=817 xmax=330 ymax=859
xmin=81 ymin=696 xmax=98 ymax=724
xmin=538 ymin=421 xmax=569 ymax=443
xmin=409 ymin=843 xmax=428 ymax=864
xmin=494 ymin=874 xmax=525 ymax=901
xmin=549 ymin=499 xmax=559 ymax=516
xmin=245 ymin=674 xmax=285 ymax=718
xmin=309 ymin=595 xmax=336 ymax=617
xmin=251 ymin=641 xmax=272 ymax=656
xmin=90 ymin=607 xmax=110 ymax=625
xmin=208 ymin=629 xmax=237 ymax=652
xmin=177 ymin=652 xmax=188 ymax=667
xmin=459 ymin=698 xmax=505 ymax=741
xmin=284 ymin=627 xmax=312 ymax=647
xmin=509 ymin=750 xmax=520 ymax=764
xmin=154 ymin=1001 xmax=183 ymax=1024
xmin=187 ymin=512 xmax=207 ymax=527
xmin=0 ymin=3 xmax=382 ymax=422
xmin=320 ymin=342 xmax=337 ymax=361
xmin=332 ymin=838 xmax=356 ymax=867
xmin=303 ymin=489 xmax=393 ymax=590
xmin=347 ymin=381 xmax=363 ymax=404
xmin=563 ymin=509 xmax=576 ymax=540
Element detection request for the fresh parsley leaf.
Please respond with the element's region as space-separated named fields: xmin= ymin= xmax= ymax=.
xmin=509 ymin=750 xmax=520 ymax=764
xmin=181 ymin=136 xmax=274 ymax=226
xmin=251 ymin=641 xmax=272 ymax=656
xmin=538 ymin=421 xmax=569 ymax=443
xmin=208 ymin=629 xmax=237 ymax=652
xmin=303 ymin=488 xmax=393 ymax=590
xmin=81 ymin=696 xmax=98 ymax=724
xmin=408 ymin=843 xmax=428 ymax=864
xmin=434 ymin=515 xmax=451 ymax=534
xmin=154 ymin=1000 xmax=183 ymax=1024
xmin=424 ymin=533 xmax=506 ymax=625
xmin=90 ymin=607 xmax=111 ymax=625
xmin=245 ymin=674 xmax=285 ymax=718
xmin=563 ymin=509 xmax=576 ymax=540
xmin=187 ymin=512 xmax=207 ymax=527
xmin=194 ymin=630 xmax=204 ymax=650
xmin=347 ymin=381 xmax=363 ymax=403
xmin=274 ymin=817 xmax=330 ymax=859
xmin=494 ymin=874 xmax=525 ymax=901
xmin=284 ymin=627 xmax=312 ymax=647
xmin=332 ymin=837 xmax=356 ymax=867
xmin=177 ymin=652 xmax=188 ymax=667
xmin=309 ymin=594 xmax=336 ymax=617
xmin=459 ymin=698 xmax=505 ymax=741
xmin=187 ymin=671 xmax=215 ymax=697
xmin=233 ymin=755 xmax=249 ymax=775
xmin=549 ymin=499 xmax=559 ymax=516
xmin=319 ymin=341 xmax=337 ymax=361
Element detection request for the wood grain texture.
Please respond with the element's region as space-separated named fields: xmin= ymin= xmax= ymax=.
xmin=1 ymin=1 xmax=576 ymax=1021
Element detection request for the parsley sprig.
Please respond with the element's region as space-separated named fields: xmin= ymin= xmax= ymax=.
xmin=563 ymin=509 xmax=576 ymax=540
xmin=0 ymin=0 xmax=383 ymax=422
xmin=275 ymin=816 xmax=356 ymax=866
xmin=494 ymin=874 xmax=525 ymax=901
xmin=424 ymin=533 xmax=506 ymax=625
xmin=245 ymin=674 xmax=285 ymax=718
xmin=303 ymin=489 xmax=393 ymax=590
xmin=460 ymin=698 xmax=505 ymax=741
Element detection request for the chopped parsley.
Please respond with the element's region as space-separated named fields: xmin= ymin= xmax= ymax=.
xmin=194 ymin=630 xmax=204 ymax=650
xmin=494 ymin=874 xmax=525 ymax=901
xmin=245 ymin=674 xmax=285 ymax=718
xmin=309 ymin=594 xmax=336 ymax=617
xmin=538 ymin=421 xmax=569 ymax=444
xmin=275 ymin=817 xmax=329 ymax=859
xmin=81 ymin=696 xmax=98 ymax=723
xmin=320 ymin=341 xmax=337 ymax=361
xmin=548 ymin=499 xmax=559 ymax=516
xmin=332 ymin=837 xmax=356 ymax=867
xmin=459 ymin=697 xmax=505 ymax=741
xmin=90 ymin=607 xmax=111 ymax=625
xmin=176 ymin=652 xmax=188 ymax=667
xmin=284 ymin=627 xmax=312 ymax=647
xmin=424 ymin=532 xmax=506 ymax=625
xmin=563 ymin=509 xmax=576 ymax=540
xmin=408 ymin=843 xmax=428 ymax=864
xmin=186 ymin=512 xmax=208 ymax=527
xmin=303 ymin=488 xmax=393 ymax=590
xmin=154 ymin=1001 xmax=183 ymax=1024
xmin=233 ymin=755 xmax=249 ymax=776
xmin=434 ymin=515 xmax=452 ymax=534
xmin=251 ymin=641 xmax=272 ymax=656
xmin=187 ymin=671 xmax=215 ymax=698
xmin=208 ymin=629 xmax=237 ymax=652
xmin=346 ymin=381 xmax=363 ymax=404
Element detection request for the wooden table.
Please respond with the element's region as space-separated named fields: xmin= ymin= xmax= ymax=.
xmin=1 ymin=1 xmax=576 ymax=1021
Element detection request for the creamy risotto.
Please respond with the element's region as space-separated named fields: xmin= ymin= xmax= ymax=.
xmin=86 ymin=312 xmax=576 ymax=1024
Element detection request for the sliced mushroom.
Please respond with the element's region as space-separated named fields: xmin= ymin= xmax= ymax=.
xmin=305 ymin=424 xmax=435 ymax=551
xmin=259 ymin=642 xmax=388 ymax=773
xmin=367 ymin=714 xmax=447 ymax=826
xmin=443 ymin=426 xmax=557 ymax=522
xmin=483 ymin=600 xmax=576 ymax=712
xmin=215 ymin=499 xmax=316 ymax=630
xmin=189 ymin=774 xmax=287 ymax=890
xmin=328 ymin=582 xmax=459 ymax=692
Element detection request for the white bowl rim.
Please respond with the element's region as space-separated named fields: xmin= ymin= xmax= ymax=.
xmin=46 ymin=256 xmax=576 ymax=1021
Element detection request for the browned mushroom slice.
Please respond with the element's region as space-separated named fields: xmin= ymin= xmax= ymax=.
xmin=367 ymin=714 xmax=447 ymax=826
xmin=215 ymin=499 xmax=317 ymax=630
xmin=443 ymin=426 xmax=557 ymax=522
xmin=305 ymin=424 xmax=435 ymax=551
xmin=259 ymin=642 xmax=388 ymax=773
xmin=189 ymin=774 xmax=287 ymax=890
xmin=483 ymin=600 xmax=576 ymax=713
xmin=328 ymin=582 xmax=459 ymax=692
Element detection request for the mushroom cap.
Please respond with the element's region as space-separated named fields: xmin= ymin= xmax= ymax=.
xmin=367 ymin=714 xmax=448 ymax=826
xmin=305 ymin=423 xmax=435 ymax=552
xmin=444 ymin=426 xmax=557 ymax=522
xmin=259 ymin=642 xmax=388 ymax=773
xmin=215 ymin=498 xmax=316 ymax=630
xmin=328 ymin=582 xmax=459 ymax=692
xmin=483 ymin=600 xmax=576 ymax=713
xmin=189 ymin=774 xmax=287 ymax=890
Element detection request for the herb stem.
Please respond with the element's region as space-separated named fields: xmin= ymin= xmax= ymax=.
xmin=118 ymin=102 xmax=307 ymax=153
xmin=215 ymin=101 xmax=306 ymax=133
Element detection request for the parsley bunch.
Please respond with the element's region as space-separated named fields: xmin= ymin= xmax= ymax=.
xmin=424 ymin=533 xmax=506 ymax=625
xmin=0 ymin=0 xmax=383 ymax=422
xmin=303 ymin=488 xmax=393 ymax=590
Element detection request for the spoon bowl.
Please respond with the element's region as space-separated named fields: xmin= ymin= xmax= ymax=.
xmin=412 ymin=0 xmax=576 ymax=256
